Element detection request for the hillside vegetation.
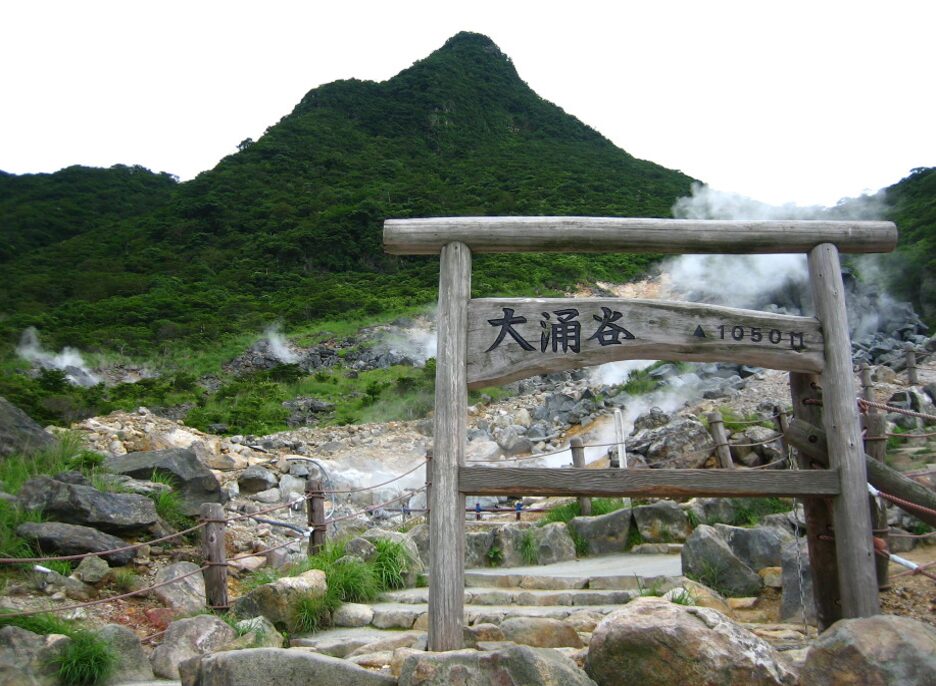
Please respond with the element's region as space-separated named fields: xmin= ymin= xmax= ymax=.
xmin=0 ymin=32 xmax=692 ymax=357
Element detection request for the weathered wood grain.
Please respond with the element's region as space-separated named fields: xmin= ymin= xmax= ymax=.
xmin=458 ymin=467 xmax=840 ymax=498
xmin=789 ymin=372 xmax=841 ymax=631
xmin=706 ymin=412 xmax=734 ymax=469
xmin=429 ymin=241 xmax=470 ymax=651
xmin=200 ymin=502 xmax=228 ymax=610
xmin=467 ymin=297 xmax=823 ymax=387
xmin=384 ymin=217 xmax=898 ymax=255
xmin=808 ymin=244 xmax=880 ymax=617
xmin=570 ymin=438 xmax=591 ymax=515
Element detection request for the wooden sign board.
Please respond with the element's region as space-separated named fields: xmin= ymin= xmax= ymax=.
xmin=467 ymin=297 xmax=824 ymax=388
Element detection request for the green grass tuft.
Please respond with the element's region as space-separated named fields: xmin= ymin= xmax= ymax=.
xmin=0 ymin=611 xmax=116 ymax=686
xmin=371 ymin=539 xmax=411 ymax=591
xmin=519 ymin=529 xmax=539 ymax=565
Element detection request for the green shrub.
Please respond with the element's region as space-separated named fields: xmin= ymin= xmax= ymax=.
xmin=519 ymin=529 xmax=539 ymax=565
xmin=110 ymin=568 xmax=141 ymax=593
xmin=0 ymin=612 xmax=116 ymax=686
xmin=541 ymin=497 xmax=627 ymax=525
xmin=372 ymin=539 xmax=411 ymax=590
xmin=326 ymin=558 xmax=379 ymax=603
xmin=485 ymin=545 xmax=504 ymax=567
xmin=568 ymin=527 xmax=589 ymax=557
xmin=289 ymin=592 xmax=335 ymax=634
xmin=668 ymin=588 xmax=696 ymax=606
xmin=730 ymin=497 xmax=791 ymax=526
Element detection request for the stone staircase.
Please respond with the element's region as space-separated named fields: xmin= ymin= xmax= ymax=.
xmin=292 ymin=553 xmax=685 ymax=652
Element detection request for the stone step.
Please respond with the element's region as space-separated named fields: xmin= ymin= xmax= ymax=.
xmin=362 ymin=601 xmax=635 ymax=630
xmin=381 ymin=586 xmax=637 ymax=607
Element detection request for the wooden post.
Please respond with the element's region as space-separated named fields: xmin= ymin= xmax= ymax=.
xmin=570 ymin=438 xmax=592 ymax=516
xmin=200 ymin=502 xmax=228 ymax=610
xmin=906 ymin=348 xmax=918 ymax=385
xmin=706 ymin=412 xmax=734 ymax=469
xmin=789 ymin=373 xmax=841 ymax=630
xmin=306 ymin=479 xmax=326 ymax=556
xmin=807 ymin=243 xmax=880 ymax=617
xmin=429 ymin=241 xmax=470 ymax=652
xmin=859 ymin=363 xmax=875 ymax=406
xmin=775 ymin=407 xmax=791 ymax=464
xmin=863 ymin=412 xmax=890 ymax=589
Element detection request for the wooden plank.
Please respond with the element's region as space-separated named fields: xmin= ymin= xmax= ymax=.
xmin=807 ymin=243 xmax=880 ymax=617
xmin=467 ymin=297 xmax=823 ymax=387
xmin=384 ymin=217 xmax=898 ymax=255
xmin=429 ymin=241 xmax=470 ymax=652
xmin=789 ymin=372 xmax=841 ymax=631
xmin=785 ymin=417 xmax=936 ymax=529
xmin=459 ymin=467 xmax=840 ymax=498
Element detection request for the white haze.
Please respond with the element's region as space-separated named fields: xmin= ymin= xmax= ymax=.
xmin=384 ymin=327 xmax=437 ymax=365
xmin=16 ymin=327 xmax=101 ymax=387
xmin=263 ymin=325 xmax=299 ymax=363
xmin=664 ymin=183 xmax=888 ymax=313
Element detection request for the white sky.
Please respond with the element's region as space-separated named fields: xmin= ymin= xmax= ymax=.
xmin=1 ymin=0 xmax=933 ymax=207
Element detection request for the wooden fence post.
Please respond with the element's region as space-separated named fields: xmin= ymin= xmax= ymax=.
xmin=775 ymin=406 xmax=791 ymax=463
xmin=706 ymin=412 xmax=734 ymax=469
xmin=808 ymin=243 xmax=879 ymax=618
xmin=906 ymin=348 xmax=918 ymax=385
xmin=306 ymin=479 xmax=326 ymax=556
xmin=859 ymin=363 xmax=874 ymax=405
xmin=863 ymin=412 xmax=890 ymax=589
xmin=200 ymin=502 xmax=228 ymax=610
xmin=570 ymin=438 xmax=592 ymax=516
xmin=789 ymin=373 xmax=840 ymax=630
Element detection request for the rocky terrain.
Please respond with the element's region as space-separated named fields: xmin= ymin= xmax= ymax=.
xmin=2 ymin=276 xmax=935 ymax=684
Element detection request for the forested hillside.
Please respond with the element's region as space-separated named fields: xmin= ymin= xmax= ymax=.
xmin=884 ymin=167 xmax=936 ymax=322
xmin=0 ymin=32 xmax=693 ymax=355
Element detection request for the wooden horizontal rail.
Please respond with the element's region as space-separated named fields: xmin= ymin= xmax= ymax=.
xmin=459 ymin=467 xmax=840 ymax=498
xmin=384 ymin=217 xmax=898 ymax=255
xmin=467 ymin=297 xmax=824 ymax=387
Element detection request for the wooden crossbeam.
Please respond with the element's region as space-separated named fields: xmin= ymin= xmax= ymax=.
xmin=384 ymin=217 xmax=897 ymax=255
xmin=459 ymin=466 xmax=840 ymax=498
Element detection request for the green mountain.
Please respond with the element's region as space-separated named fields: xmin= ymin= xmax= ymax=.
xmin=883 ymin=167 xmax=936 ymax=321
xmin=0 ymin=32 xmax=694 ymax=355
xmin=0 ymin=164 xmax=178 ymax=262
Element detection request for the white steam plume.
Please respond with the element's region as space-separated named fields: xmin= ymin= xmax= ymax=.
xmin=665 ymin=183 xmax=887 ymax=312
xmin=263 ymin=325 xmax=298 ymax=363
xmin=16 ymin=327 xmax=101 ymax=387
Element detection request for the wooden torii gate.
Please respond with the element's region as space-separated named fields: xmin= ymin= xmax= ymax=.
xmin=383 ymin=216 xmax=898 ymax=651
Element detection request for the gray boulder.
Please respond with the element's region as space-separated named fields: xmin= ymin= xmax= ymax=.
xmin=681 ymin=525 xmax=762 ymax=597
xmin=99 ymin=623 xmax=154 ymax=685
xmin=231 ymin=570 xmax=327 ymax=632
xmin=238 ymin=466 xmax=279 ymax=494
xmin=499 ymin=616 xmax=584 ymax=648
xmin=73 ymin=554 xmax=111 ymax=584
xmin=586 ymin=597 xmax=796 ymax=685
xmin=151 ymin=614 xmax=236 ymax=679
xmin=633 ymin=500 xmax=691 ymax=542
xmin=686 ymin=497 xmax=737 ymax=526
xmin=465 ymin=527 xmax=496 ymax=568
xmin=181 ymin=648 xmax=396 ymax=686
xmin=627 ymin=417 xmax=714 ymax=468
xmin=0 ymin=397 xmax=57 ymax=459
xmin=494 ymin=522 xmax=576 ymax=567
xmin=713 ymin=523 xmax=794 ymax=570
xmin=799 ymin=615 xmax=936 ymax=685
xmin=17 ymin=476 xmax=158 ymax=535
xmin=568 ymin=507 xmax=633 ymax=554
xmin=0 ymin=625 xmax=70 ymax=686
xmin=105 ymin=448 xmax=224 ymax=516
xmin=15 ymin=521 xmax=136 ymax=566
xmin=398 ymin=644 xmax=596 ymax=686
xmin=360 ymin=528 xmax=424 ymax=586
xmin=153 ymin=561 xmax=207 ymax=614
